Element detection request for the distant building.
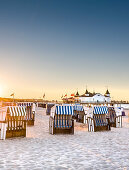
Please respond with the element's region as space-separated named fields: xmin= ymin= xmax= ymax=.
xmin=75 ymin=89 xmax=111 ymax=103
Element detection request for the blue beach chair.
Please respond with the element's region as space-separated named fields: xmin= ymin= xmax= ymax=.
xmin=49 ymin=105 xmax=74 ymax=134
xmin=88 ymin=106 xmax=110 ymax=132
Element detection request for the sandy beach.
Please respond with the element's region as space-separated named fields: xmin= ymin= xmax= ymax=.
xmin=0 ymin=107 xmax=129 ymax=170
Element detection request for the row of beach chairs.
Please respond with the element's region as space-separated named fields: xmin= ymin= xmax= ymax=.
xmin=0 ymin=103 xmax=124 ymax=139
xmin=49 ymin=104 xmax=123 ymax=134
xmin=83 ymin=105 xmax=122 ymax=132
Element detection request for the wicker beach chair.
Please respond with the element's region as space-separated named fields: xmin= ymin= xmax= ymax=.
xmin=49 ymin=105 xmax=74 ymax=134
xmin=107 ymin=107 xmax=117 ymax=127
xmin=46 ymin=103 xmax=55 ymax=115
xmin=114 ymin=107 xmax=122 ymax=128
xmin=88 ymin=106 xmax=110 ymax=132
xmin=0 ymin=106 xmax=26 ymax=139
xmin=73 ymin=104 xmax=84 ymax=123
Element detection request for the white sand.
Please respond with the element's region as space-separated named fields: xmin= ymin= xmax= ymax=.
xmin=0 ymin=107 xmax=129 ymax=170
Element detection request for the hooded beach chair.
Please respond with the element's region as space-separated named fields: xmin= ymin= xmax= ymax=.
xmin=88 ymin=106 xmax=110 ymax=132
xmin=114 ymin=107 xmax=122 ymax=128
xmin=107 ymin=107 xmax=122 ymax=128
xmin=46 ymin=103 xmax=55 ymax=115
xmin=0 ymin=106 xmax=26 ymax=139
xmin=49 ymin=105 xmax=74 ymax=134
xmin=73 ymin=104 xmax=84 ymax=123
xmin=107 ymin=107 xmax=117 ymax=127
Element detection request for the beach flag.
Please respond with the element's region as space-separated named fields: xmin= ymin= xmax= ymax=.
xmin=43 ymin=93 xmax=45 ymax=98
xmin=64 ymin=94 xmax=67 ymax=97
xmin=10 ymin=93 xmax=14 ymax=97
xmin=71 ymin=93 xmax=74 ymax=97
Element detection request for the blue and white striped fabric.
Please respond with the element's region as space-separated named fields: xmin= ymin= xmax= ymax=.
xmin=56 ymin=105 xmax=74 ymax=115
xmin=93 ymin=115 xmax=108 ymax=126
xmin=93 ymin=106 xmax=108 ymax=115
xmin=73 ymin=105 xmax=84 ymax=112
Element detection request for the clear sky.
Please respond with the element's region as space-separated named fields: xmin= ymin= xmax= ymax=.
xmin=0 ymin=0 xmax=129 ymax=100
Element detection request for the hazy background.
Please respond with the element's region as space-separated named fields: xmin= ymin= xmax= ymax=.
xmin=0 ymin=0 xmax=129 ymax=100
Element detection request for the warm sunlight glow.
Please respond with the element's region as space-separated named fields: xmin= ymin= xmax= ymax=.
xmin=0 ymin=85 xmax=3 ymax=97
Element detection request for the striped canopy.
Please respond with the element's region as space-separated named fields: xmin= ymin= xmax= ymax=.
xmin=56 ymin=105 xmax=74 ymax=115
xmin=93 ymin=106 xmax=108 ymax=115
xmin=7 ymin=106 xmax=26 ymax=116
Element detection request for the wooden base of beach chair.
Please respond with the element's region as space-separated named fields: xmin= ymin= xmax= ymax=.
xmin=94 ymin=125 xmax=110 ymax=132
xmin=53 ymin=126 xmax=74 ymax=135
xmin=6 ymin=118 xmax=27 ymax=139
xmin=27 ymin=119 xmax=34 ymax=126
xmin=6 ymin=129 xmax=26 ymax=138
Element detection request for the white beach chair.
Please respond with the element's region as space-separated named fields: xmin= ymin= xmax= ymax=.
xmin=88 ymin=106 xmax=110 ymax=132
xmin=115 ymin=107 xmax=122 ymax=128
xmin=83 ymin=107 xmax=93 ymax=124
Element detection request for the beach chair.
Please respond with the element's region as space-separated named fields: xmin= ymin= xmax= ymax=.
xmin=73 ymin=104 xmax=84 ymax=123
xmin=46 ymin=103 xmax=55 ymax=115
xmin=49 ymin=105 xmax=74 ymax=134
xmin=17 ymin=102 xmax=35 ymax=125
xmin=107 ymin=107 xmax=122 ymax=128
xmin=83 ymin=107 xmax=93 ymax=124
xmin=88 ymin=106 xmax=110 ymax=132
xmin=0 ymin=106 xmax=26 ymax=139
xmin=115 ymin=107 xmax=122 ymax=128
xmin=107 ymin=107 xmax=117 ymax=127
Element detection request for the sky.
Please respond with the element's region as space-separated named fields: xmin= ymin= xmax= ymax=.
xmin=0 ymin=0 xmax=129 ymax=100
